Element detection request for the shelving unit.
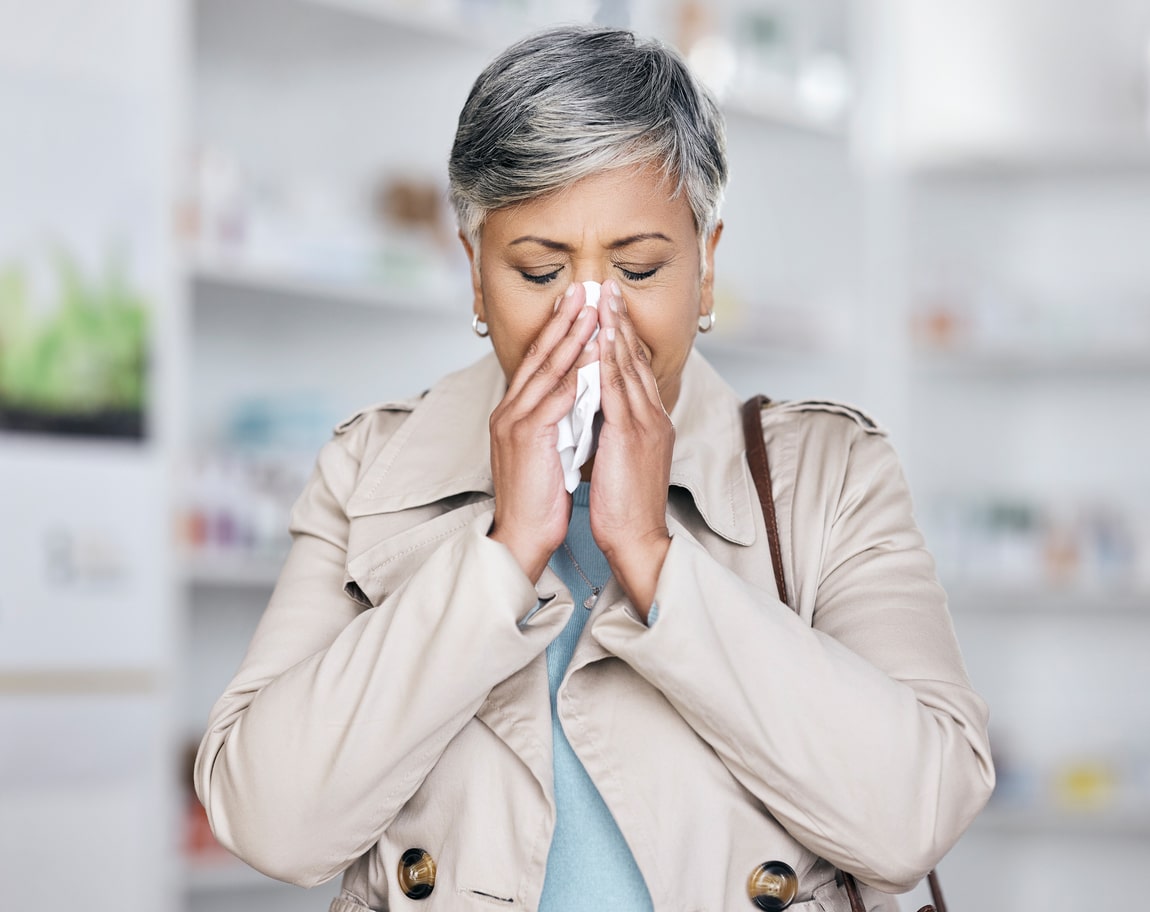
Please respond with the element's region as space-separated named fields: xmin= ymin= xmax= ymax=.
xmin=946 ymin=586 xmax=1150 ymax=617
xmin=200 ymin=0 xmax=513 ymax=54
xmin=901 ymin=114 xmax=1150 ymax=906
xmin=722 ymin=92 xmax=848 ymax=137
xmin=912 ymin=347 xmax=1150 ymax=378
xmin=973 ymin=804 xmax=1150 ymax=839
xmin=190 ymin=258 xmax=458 ymax=314
xmin=183 ymin=553 xmax=286 ymax=589
xmin=906 ymin=140 xmax=1150 ymax=179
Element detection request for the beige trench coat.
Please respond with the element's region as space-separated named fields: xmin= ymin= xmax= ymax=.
xmin=195 ymin=350 xmax=995 ymax=912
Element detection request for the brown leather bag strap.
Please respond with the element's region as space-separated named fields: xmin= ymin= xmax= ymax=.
xmin=842 ymin=872 xmax=867 ymax=912
xmin=927 ymin=869 xmax=947 ymax=912
xmin=741 ymin=396 xmax=946 ymax=912
xmin=740 ymin=395 xmax=788 ymax=605
xmin=843 ymin=871 xmax=939 ymax=912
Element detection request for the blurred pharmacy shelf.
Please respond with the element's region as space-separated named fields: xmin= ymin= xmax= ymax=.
xmin=307 ymin=0 xmax=522 ymax=47
xmin=722 ymin=92 xmax=848 ymax=137
xmin=199 ymin=0 xmax=512 ymax=56
xmin=912 ymin=348 xmax=1150 ymax=378
xmin=201 ymin=0 xmax=849 ymax=137
xmin=907 ymin=141 xmax=1150 ymax=178
xmin=903 ymin=155 xmax=1150 ymax=912
xmin=974 ymin=804 xmax=1150 ymax=839
xmin=945 ymin=586 xmax=1150 ymax=617
xmin=190 ymin=257 xmax=457 ymax=315
xmin=695 ymin=331 xmax=848 ymax=366
xmin=182 ymin=552 xmax=286 ymax=589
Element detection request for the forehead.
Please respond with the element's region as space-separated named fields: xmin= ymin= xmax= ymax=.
xmin=482 ymin=164 xmax=696 ymax=245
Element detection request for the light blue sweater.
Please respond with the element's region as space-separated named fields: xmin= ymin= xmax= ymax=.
xmin=538 ymin=482 xmax=654 ymax=911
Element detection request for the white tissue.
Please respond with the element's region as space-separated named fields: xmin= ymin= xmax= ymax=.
xmin=557 ymin=281 xmax=602 ymax=492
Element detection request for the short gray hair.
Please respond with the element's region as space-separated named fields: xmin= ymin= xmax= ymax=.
xmin=448 ymin=25 xmax=728 ymax=252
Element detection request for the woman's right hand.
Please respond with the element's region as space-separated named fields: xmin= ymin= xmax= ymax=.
xmin=487 ymin=282 xmax=599 ymax=583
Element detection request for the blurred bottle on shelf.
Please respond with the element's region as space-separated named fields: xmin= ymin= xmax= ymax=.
xmin=925 ymin=494 xmax=1144 ymax=594
xmin=670 ymin=0 xmax=851 ymax=126
xmin=373 ymin=173 xmax=467 ymax=299
xmin=184 ymin=143 xmax=467 ymax=300
xmin=180 ymin=450 xmax=310 ymax=563
xmin=186 ymin=145 xmax=248 ymax=261
xmin=674 ymin=0 xmax=736 ymax=100
xmin=1052 ymin=756 xmax=1119 ymax=812
xmin=731 ymin=4 xmax=793 ymax=106
xmin=179 ymin=395 xmax=335 ymax=566
xmin=912 ymin=266 xmax=1150 ymax=361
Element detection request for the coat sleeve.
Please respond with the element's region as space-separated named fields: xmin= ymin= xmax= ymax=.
xmin=592 ymin=420 xmax=995 ymax=893
xmin=193 ymin=425 xmax=570 ymax=888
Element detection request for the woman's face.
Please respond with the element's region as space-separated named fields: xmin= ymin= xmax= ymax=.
xmin=462 ymin=164 xmax=721 ymax=413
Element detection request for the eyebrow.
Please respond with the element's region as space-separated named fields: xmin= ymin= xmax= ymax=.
xmin=508 ymin=232 xmax=673 ymax=251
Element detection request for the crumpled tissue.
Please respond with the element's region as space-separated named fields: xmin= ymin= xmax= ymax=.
xmin=557 ymin=280 xmax=602 ymax=492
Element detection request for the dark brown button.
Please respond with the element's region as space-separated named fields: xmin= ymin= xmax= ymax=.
xmin=397 ymin=848 xmax=436 ymax=900
xmin=747 ymin=860 xmax=798 ymax=910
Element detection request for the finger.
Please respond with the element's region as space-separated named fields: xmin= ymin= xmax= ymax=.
xmin=600 ymin=281 xmax=661 ymax=411
xmin=573 ymin=331 xmax=599 ymax=370
xmin=506 ymin=283 xmax=596 ymax=405
xmin=609 ymin=282 xmax=661 ymax=406
xmin=504 ymin=282 xmax=586 ymax=398
xmin=596 ymin=289 xmax=630 ymax=418
xmin=504 ymin=320 xmax=598 ymax=431
xmin=515 ymin=301 xmax=599 ymax=413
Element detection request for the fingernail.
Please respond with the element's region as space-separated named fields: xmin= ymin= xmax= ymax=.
xmin=565 ymin=283 xmax=577 ymax=298
xmin=606 ymin=326 xmax=616 ymax=341
xmin=576 ymin=307 xmax=589 ymax=321
xmin=609 ymin=297 xmax=618 ymax=313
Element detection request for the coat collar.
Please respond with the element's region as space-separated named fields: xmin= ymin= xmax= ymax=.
xmin=665 ymin=350 xmax=758 ymax=546
xmin=346 ymin=350 xmax=758 ymax=546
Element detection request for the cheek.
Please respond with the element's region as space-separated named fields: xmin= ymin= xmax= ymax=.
xmin=628 ymin=297 xmax=699 ymax=363
xmin=489 ymin=323 xmax=536 ymax=379
xmin=486 ymin=295 xmax=555 ymax=375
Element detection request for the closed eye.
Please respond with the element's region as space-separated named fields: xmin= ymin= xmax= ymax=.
xmin=520 ymin=268 xmax=562 ymax=285
xmin=617 ymin=265 xmax=658 ymax=281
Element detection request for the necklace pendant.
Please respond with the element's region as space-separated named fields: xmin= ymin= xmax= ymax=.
xmin=584 ymin=587 xmax=600 ymax=610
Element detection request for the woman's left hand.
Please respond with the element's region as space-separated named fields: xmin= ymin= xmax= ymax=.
xmin=589 ymin=280 xmax=674 ymax=619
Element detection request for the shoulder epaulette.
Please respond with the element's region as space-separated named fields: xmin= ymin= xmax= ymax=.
xmin=333 ymin=392 xmax=426 ymax=435
xmin=761 ymin=398 xmax=886 ymax=435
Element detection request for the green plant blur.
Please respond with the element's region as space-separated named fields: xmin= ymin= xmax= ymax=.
xmin=0 ymin=251 xmax=149 ymax=420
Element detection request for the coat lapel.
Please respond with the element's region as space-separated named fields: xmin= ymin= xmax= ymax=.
xmin=666 ymin=350 xmax=760 ymax=547
xmin=346 ymin=354 xmax=505 ymax=517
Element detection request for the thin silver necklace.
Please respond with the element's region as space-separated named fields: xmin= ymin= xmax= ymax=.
xmin=562 ymin=542 xmax=603 ymax=610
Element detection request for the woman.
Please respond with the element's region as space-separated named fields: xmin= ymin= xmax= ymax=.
xmin=195 ymin=25 xmax=994 ymax=912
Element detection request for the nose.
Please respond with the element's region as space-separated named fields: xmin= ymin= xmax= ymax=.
xmin=571 ymin=263 xmax=606 ymax=288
